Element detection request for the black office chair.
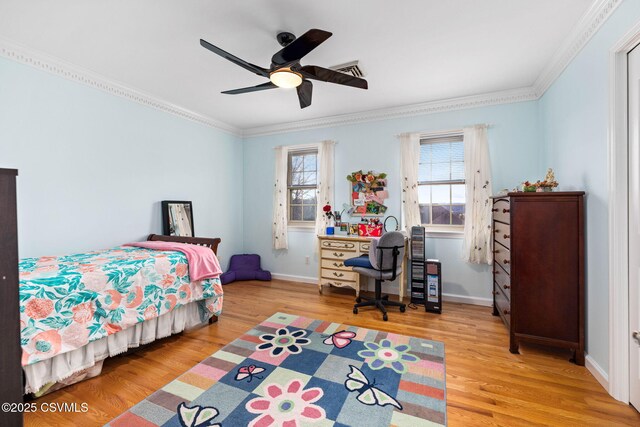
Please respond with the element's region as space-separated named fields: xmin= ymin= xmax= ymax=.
xmin=344 ymin=231 xmax=406 ymax=321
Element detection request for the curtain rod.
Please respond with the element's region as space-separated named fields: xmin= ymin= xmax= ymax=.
xmin=274 ymin=141 xmax=337 ymax=150
xmin=395 ymin=123 xmax=493 ymax=138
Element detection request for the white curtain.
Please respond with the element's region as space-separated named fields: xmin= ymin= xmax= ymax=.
xmin=315 ymin=140 xmax=336 ymax=236
xmin=399 ymin=133 xmax=421 ymax=231
xmin=272 ymin=146 xmax=289 ymax=250
xmin=462 ymin=124 xmax=493 ymax=264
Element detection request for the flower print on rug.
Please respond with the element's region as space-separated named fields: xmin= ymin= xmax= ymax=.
xmin=245 ymin=379 xmax=325 ymax=427
xmin=357 ymin=339 xmax=419 ymax=373
xmin=256 ymin=327 xmax=311 ymax=357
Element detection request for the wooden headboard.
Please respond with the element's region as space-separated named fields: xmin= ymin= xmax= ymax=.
xmin=147 ymin=234 xmax=221 ymax=255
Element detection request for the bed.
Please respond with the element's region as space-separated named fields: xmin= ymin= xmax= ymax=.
xmin=19 ymin=234 xmax=223 ymax=396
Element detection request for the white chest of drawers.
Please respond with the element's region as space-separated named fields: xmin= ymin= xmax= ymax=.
xmin=317 ymin=235 xmax=407 ymax=300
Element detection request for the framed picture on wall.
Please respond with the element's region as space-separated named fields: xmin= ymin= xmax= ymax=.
xmin=162 ymin=201 xmax=195 ymax=237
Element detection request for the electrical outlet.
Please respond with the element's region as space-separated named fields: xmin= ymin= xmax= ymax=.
xmin=305 ymin=256 xmax=310 ymax=265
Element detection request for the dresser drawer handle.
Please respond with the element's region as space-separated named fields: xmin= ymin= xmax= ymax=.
xmin=503 ymin=259 xmax=510 ymax=264
xmin=492 ymin=290 xmax=498 ymax=295
xmin=333 ymin=272 xmax=344 ymax=277
xmin=493 ymin=270 xmax=500 ymax=274
xmin=503 ymin=234 xmax=510 ymax=239
xmin=493 ymin=249 xmax=500 ymax=254
xmin=333 ymin=252 xmax=344 ymax=257
xmin=324 ymin=242 xmax=355 ymax=249
xmin=333 ymin=262 xmax=343 ymax=268
xmin=503 ymin=208 xmax=510 ymax=213
xmin=503 ymin=284 xmax=511 ymax=289
xmin=503 ymin=309 xmax=511 ymax=315
xmin=492 ymin=208 xmax=499 ymax=212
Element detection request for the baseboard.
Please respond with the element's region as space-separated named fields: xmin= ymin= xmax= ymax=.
xmin=271 ymin=273 xmax=317 ymax=284
xmin=272 ymin=274 xmax=492 ymax=307
xmin=442 ymin=293 xmax=493 ymax=307
xmin=585 ymin=354 xmax=609 ymax=392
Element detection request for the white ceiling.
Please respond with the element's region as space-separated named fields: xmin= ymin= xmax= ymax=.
xmin=0 ymin=0 xmax=594 ymax=131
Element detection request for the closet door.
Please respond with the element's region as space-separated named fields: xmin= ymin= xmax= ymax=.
xmin=628 ymin=44 xmax=640 ymax=411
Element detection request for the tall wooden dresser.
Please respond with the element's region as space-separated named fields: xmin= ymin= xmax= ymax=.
xmin=491 ymin=191 xmax=585 ymax=365
xmin=0 ymin=169 xmax=22 ymax=426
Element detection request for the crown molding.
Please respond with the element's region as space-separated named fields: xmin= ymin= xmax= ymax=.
xmin=242 ymin=86 xmax=538 ymax=137
xmin=0 ymin=37 xmax=241 ymax=136
xmin=533 ymin=0 xmax=621 ymax=96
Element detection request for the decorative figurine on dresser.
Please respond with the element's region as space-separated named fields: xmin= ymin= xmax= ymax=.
xmin=491 ymin=191 xmax=585 ymax=365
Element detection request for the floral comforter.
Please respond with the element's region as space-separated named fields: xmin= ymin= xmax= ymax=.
xmin=19 ymin=246 xmax=223 ymax=366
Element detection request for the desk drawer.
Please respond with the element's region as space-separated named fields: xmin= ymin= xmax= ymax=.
xmin=359 ymin=242 xmax=371 ymax=253
xmin=322 ymin=268 xmax=358 ymax=282
xmin=493 ymin=222 xmax=511 ymax=249
xmin=320 ymin=277 xmax=358 ymax=291
xmin=493 ymin=199 xmax=511 ymax=224
xmin=321 ymin=259 xmax=350 ymax=270
xmin=321 ymin=240 xmax=357 ymax=251
xmin=322 ymin=249 xmax=356 ymax=260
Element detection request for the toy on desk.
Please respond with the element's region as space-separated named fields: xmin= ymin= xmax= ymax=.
xmin=220 ymin=254 xmax=271 ymax=285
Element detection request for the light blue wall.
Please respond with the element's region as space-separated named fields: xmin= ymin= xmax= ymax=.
xmin=539 ymin=0 xmax=640 ymax=374
xmin=243 ymin=101 xmax=541 ymax=300
xmin=0 ymin=57 xmax=243 ymax=268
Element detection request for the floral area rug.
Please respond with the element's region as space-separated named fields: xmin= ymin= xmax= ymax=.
xmin=107 ymin=312 xmax=446 ymax=426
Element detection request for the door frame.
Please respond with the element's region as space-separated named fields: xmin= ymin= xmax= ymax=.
xmin=608 ymin=21 xmax=640 ymax=404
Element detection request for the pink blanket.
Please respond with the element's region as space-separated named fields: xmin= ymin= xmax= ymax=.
xmin=124 ymin=241 xmax=222 ymax=281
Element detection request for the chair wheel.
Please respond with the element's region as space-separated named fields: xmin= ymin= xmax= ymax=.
xmin=383 ymin=313 xmax=388 ymax=321
xmin=400 ymin=306 xmax=406 ymax=313
xmin=356 ymin=297 xmax=361 ymax=303
xmin=353 ymin=307 xmax=358 ymax=314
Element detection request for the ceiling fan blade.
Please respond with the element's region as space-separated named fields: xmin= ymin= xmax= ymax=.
xmin=200 ymin=39 xmax=269 ymax=77
xmin=271 ymin=29 xmax=332 ymax=66
xmin=296 ymin=80 xmax=313 ymax=109
xmin=300 ymin=65 xmax=368 ymax=89
xmin=221 ymin=82 xmax=277 ymax=95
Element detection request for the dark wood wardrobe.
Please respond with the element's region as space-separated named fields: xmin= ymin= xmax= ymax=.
xmin=491 ymin=191 xmax=585 ymax=365
xmin=0 ymin=168 xmax=22 ymax=426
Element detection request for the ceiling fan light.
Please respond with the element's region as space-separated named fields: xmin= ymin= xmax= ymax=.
xmin=270 ymin=69 xmax=303 ymax=88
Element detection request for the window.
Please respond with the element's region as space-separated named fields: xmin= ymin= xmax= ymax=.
xmin=288 ymin=149 xmax=318 ymax=223
xmin=418 ymin=134 xmax=465 ymax=229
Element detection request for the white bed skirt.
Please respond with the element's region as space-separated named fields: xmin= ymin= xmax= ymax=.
xmin=24 ymin=301 xmax=209 ymax=394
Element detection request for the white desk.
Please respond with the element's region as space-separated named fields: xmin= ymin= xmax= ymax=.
xmin=317 ymin=235 xmax=407 ymax=301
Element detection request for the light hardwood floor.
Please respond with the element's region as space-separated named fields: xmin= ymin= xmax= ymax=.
xmin=24 ymin=280 xmax=640 ymax=426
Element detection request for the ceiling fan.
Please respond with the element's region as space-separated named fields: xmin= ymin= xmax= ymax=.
xmin=199 ymin=29 xmax=368 ymax=109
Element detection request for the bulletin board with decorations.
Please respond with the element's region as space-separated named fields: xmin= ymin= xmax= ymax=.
xmin=347 ymin=170 xmax=388 ymax=216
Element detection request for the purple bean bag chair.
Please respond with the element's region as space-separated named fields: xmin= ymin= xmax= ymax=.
xmin=220 ymin=254 xmax=271 ymax=285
